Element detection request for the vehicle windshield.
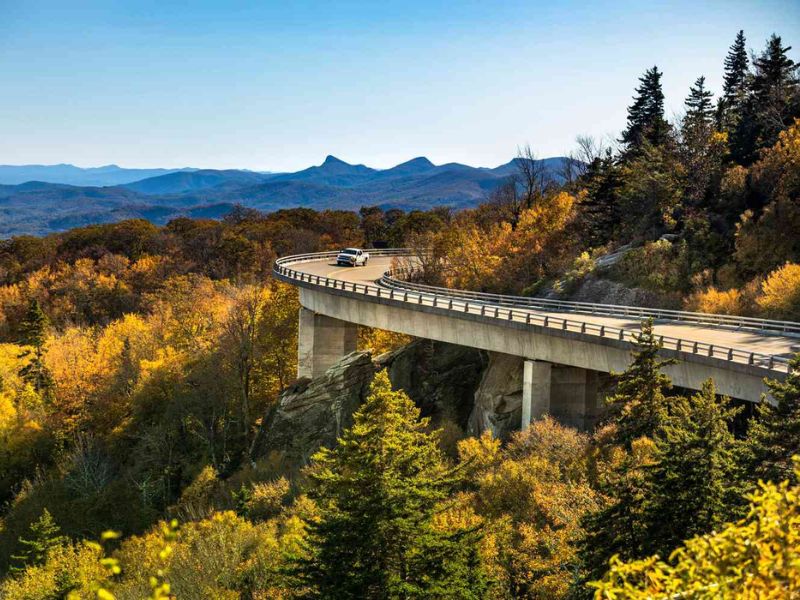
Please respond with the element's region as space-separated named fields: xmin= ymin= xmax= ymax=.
xmin=340 ymin=249 xmax=358 ymax=255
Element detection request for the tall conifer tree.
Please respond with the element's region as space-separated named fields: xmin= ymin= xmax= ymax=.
xmin=580 ymin=376 xmax=741 ymax=591
xmin=297 ymin=371 xmax=487 ymax=599
xmin=620 ymin=66 xmax=671 ymax=154
xmin=745 ymin=354 xmax=800 ymax=485
xmin=685 ymin=76 xmax=715 ymax=127
xmin=642 ymin=380 xmax=742 ymax=556
xmin=718 ymin=30 xmax=750 ymax=133
xmin=735 ymin=34 xmax=800 ymax=162
xmin=17 ymin=299 xmax=54 ymax=397
xmin=605 ymin=319 xmax=677 ymax=447
xmin=752 ymin=35 xmax=799 ymax=138
xmin=681 ymin=76 xmax=720 ymax=206
xmin=9 ymin=509 xmax=65 ymax=574
xmin=579 ymin=149 xmax=624 ymax=247
xmin=577 ymin=320 xmax=678 ymax=590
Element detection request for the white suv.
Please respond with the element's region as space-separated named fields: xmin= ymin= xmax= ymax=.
xmin=336 ymin=248 xmax=369 ymax=266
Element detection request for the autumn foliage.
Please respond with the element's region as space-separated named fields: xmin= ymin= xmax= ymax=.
xmin=0 ymin=29 xmax=798 ymax=599
xmin=592 ymin=459 xmax=800 ymax=599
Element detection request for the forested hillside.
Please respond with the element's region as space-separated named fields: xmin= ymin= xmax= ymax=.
xmin=0 ymin=30 xmax=798 ymax=598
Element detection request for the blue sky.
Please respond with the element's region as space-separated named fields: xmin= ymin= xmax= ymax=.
xmin=1 ymin=1 xmax=798 ymax=171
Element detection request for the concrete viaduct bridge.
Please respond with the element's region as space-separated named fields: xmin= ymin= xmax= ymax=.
xmin=275 ymin=249 xmax=799 ymax=430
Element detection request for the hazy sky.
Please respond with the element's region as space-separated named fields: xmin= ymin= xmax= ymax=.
xmin=1 ymin=1 xmax=798 ymax=171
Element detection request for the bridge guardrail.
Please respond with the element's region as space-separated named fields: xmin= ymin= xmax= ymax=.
xmin=274 ymin=251 xmax=793 ymax=375
xmin=381 ymin=268 xmax=800 ymax=337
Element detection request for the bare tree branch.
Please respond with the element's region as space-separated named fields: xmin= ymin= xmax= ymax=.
xmin=516 ymin=144 xmax=547 ymax=210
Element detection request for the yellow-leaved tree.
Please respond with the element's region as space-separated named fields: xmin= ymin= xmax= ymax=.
xmin=757 ymin=262 xmax=800 ymax=321
xmin=735 ymin=119 xmax=800 ymax=276
xmin=459 ymin=417 xmax=600 ymax=599
xmin=591 ymin=457 xmax=800 ymax=599
xmin=684 ymin=286 xmax=745 ymax=315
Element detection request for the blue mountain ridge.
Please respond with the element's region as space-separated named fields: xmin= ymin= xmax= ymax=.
xmin=0 ymin=155 xmax=571 ymax=237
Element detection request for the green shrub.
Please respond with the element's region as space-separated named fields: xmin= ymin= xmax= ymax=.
xmin=608 ymin=239 xmax=690 ymax=293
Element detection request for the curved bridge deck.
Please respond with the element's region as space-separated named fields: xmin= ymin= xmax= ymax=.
xmin=275 ymin=251 xmax=798 ymax=417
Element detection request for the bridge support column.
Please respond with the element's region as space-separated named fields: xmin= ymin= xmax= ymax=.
xmin=550 ymin=367 xmax=601 ymax=431
xmin=298 ymin=307 xmax=358 ymax=379
xmin=522 ymin=360 xmax=551 ymax=430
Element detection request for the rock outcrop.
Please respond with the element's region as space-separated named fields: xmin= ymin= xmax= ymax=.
xmin=467 ymin=352 xmax=524 ymax=439
xmin=252 ymin=340 xmax=486 ymax=469
xmin=568 ymin=276 xmax=681 ymax=309
xmin=253 ymin=338 xmax=609 ymax=470
xmin=380 ymin=339 xmax=485 ymax=429
xmin=253 ymin=351 xmax=375 ymax=467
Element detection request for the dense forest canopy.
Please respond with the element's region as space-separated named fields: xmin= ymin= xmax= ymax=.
xmin=0 ymin=30 xmax=799 ymax=598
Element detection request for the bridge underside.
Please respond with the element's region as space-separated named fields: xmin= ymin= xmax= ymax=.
xmin=297 ymin=287 xmax=774 ymax=430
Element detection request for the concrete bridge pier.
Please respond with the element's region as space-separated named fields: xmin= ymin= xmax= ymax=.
xmin=522 ymin=360 xmax=552 ymax=429
xmin=298 ymin=307 xmax=358 ymax=379
xmin=522 ymin=361 xmax=602 ymax=431
xmin=550 ymin=367 xmax=602 ymax=430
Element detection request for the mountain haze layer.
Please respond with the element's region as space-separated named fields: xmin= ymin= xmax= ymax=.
xmin=0 ymin=164 xmax=197 ymax=187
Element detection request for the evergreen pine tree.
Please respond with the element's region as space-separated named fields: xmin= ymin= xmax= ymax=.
xmin=580 ymin=383 xmax=744 ymax=593
xmin=577 ymin=440 xmax=653 ymax=590
xmin=745 ymin=354 xmax=800 ymax=485
xmin=118 ymin=337 xmax=138 ymax=396
xmin=752 ymin=35 xmax=798 ymax=107
xmin=9 ymin=509 xmax=66 ymax=573
xmin=19 ymin=298 xmax=48 ymax=349
xmin=579 ymin=149 xmax=624 ymax=247
xmin=718 ymin=30 xmax=750 ymax=133
xmin=297 ymin=370 xmax=487 ymax=599
xmin=620 ymin=66 xmax=671 ymax=154
xmin=606 ymin=319 xmax=677 ymax=447
xmin=685 ymin=76 xmax=715 ymax=127
xmin=641 ymin=380 xmax=742 ymax=556
xmin=724 ymin=31 xmax=750 ymax=100
xmin=577 ymin=320 xmax=678 ymax=591
xmin=17 ymin=299 xmax=54 ymax=397
xmin=752 ymin=34 xmax=799 ymax=138
xmin=681 ymin=76 xmax=719 ymax=206
xmin=735 ymin=34 xmax=800 ymax=163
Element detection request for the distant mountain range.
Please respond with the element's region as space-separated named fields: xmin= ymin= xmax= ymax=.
xmin=0 ymin=155 xmax=569 ymax=237
xmin=0 ymin=164 xmax=198 ymax=187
